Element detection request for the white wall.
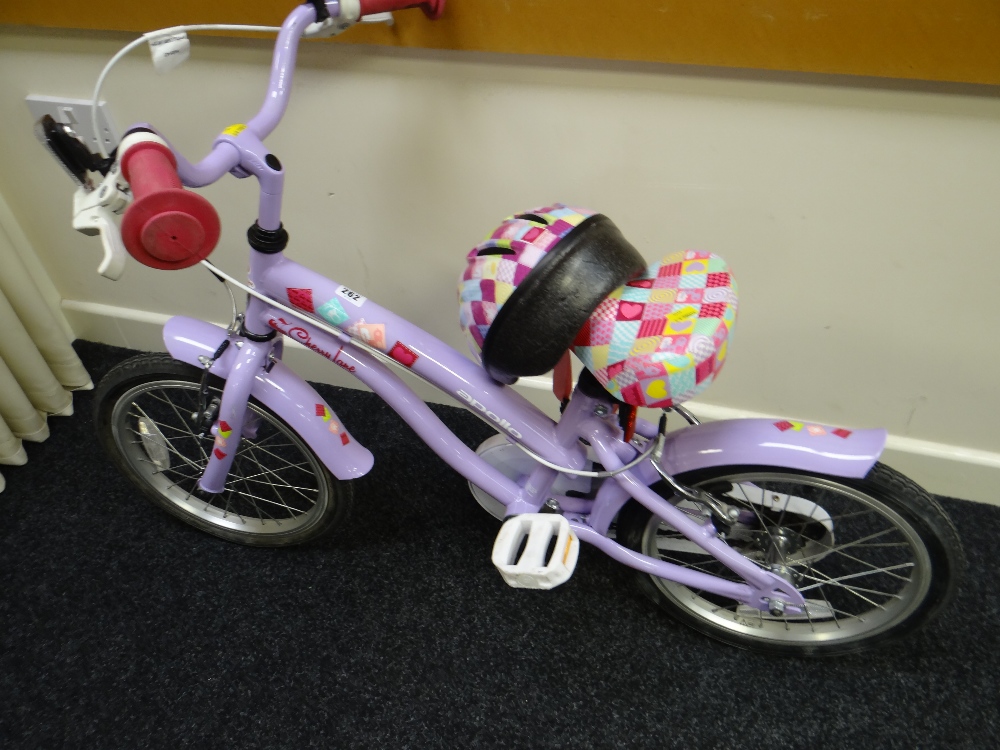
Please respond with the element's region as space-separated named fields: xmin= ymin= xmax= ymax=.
xmin=2 ymin=27 xmax=999 ymax=503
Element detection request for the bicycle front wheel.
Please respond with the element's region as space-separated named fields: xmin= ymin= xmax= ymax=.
xmin=617 ymin=463 xmax=964 ymax=656
xmin=95 ymin=353 xmax=351 ymax=546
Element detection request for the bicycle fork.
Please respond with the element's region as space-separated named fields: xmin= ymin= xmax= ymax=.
xmin=196 ymin=338 xmax=273 ymax=494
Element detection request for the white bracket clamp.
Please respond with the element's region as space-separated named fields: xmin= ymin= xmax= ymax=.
xmin=491 ymin=513 xmax=580 ymax=590
xmin=144 ymin=27 xmax=191 ymax=74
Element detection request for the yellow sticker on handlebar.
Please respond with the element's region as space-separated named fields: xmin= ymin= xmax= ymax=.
xmin=222 ymin=123 xmax=246 ymax=137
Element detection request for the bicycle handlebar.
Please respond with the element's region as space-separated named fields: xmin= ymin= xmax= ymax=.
xmin=111 ymin=0 xmax=442 ymax=269
xmin=119 ymin=134 xmax=221 ymax=270
xmin=359 ymin=0 xmax=445 ymax=19
xmin=172 ymin=0 xmax=444 ymax=187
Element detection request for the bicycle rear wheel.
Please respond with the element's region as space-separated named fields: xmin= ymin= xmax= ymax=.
xmin=95 ymin=353 xmax=351 ymax=546
xmin=617 ymin=463 xmax=964 ymax=656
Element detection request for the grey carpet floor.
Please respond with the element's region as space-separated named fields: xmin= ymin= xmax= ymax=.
xmin=1 ymin=340 xmax=997 ymax=749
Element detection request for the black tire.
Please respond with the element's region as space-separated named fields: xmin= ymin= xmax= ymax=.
xmin=617 ymin=463 xmax=965 ymax=656
xmin=94 ymin=353 xmax=352 ymax=546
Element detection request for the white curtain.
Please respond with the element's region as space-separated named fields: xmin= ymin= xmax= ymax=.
xmin=0 ymin=202 xmax=90 ymax=492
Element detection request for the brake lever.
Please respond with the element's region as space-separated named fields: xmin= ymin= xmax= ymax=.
xmin=360 ymin=12 xmax=394 ymax=24
xmin=71 ymin=167 xmax=131 ymax=280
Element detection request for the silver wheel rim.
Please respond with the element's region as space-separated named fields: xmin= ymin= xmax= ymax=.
xmin=642 ymin=472 xmax=933 ymax=647
xmin=111 ymin=379 xmax=328 ymax=536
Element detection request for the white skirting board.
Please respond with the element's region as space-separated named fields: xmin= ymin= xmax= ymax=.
xmin=63 ymin=298 xmax=999 ymax=507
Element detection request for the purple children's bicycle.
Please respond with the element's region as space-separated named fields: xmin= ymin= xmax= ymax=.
xmin=40 ymin=0 xmax=964 ymax=656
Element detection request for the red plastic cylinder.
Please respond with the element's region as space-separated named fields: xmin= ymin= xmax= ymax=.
xmin=358 ymin=0 xmax=445 ymax=20
xmin=120 ymin=141 xmax=221 ymax=270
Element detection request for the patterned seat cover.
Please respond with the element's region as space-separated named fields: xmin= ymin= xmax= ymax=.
xmin=572 ymin=250 xmax=738 ymax=408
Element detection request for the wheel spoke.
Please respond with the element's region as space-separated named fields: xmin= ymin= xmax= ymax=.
xmin=227 ymin=473 xmax=319 ymax=494
xmin=217 ymin=489 xmax=248 ymax=525
xmin=109 ymin=372 xmax=336 ymax=540
xmin=797 ymin=563 xmax=914 ymax=595
xmin=241 ymin=443 xmax=319 ymax=503
xmin=240 ymin=429 xmax=295 ymax=450
xmin=127 ymin=415 xmax=200 ymax=439
xmin=732 ymin=482 xmax=789 ymax=566
xmin=809 ymin=560 xmax=842 ymax=629
xmin=142 ymin=390 xmax=197 ymax=432
xmin=129 ymin=398 xmax=213 ymax=463
xmin=626 ymin=466 xmax=946 ymax=652
xmin=794 ymin=527 xmax=903 ymax=567
xmin=240 ymin=441 xmax=312 ymax=474
xmin=230 ymin=451 xmax=311 ymax=518
xmin=126 ymin=424 xmax=205 ymax=473
xmin=130 ymin=401 xmax=199 ymax=458
xmin=796 ymin=573 xmax=905 ymax=601
xmin=232 ymin=453 xmax=288 ymax=522
xmin=222 ymin=484 xmax=304 ymax=514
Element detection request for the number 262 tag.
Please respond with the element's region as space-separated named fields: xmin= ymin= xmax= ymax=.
xmin=336 ymin=285 xmax=366 ymax=307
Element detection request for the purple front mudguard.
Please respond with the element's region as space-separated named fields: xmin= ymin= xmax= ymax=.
xmin=659 ymin=417 xmax=887 ymax=479
xmin=163 ymin=316 xmax=374 ymax=480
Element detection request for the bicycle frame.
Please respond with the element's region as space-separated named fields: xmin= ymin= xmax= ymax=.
xmin=131 ymin=0 xmax=891 ymax=614
xmin=162 ymin=241 xmax=886 ymax=614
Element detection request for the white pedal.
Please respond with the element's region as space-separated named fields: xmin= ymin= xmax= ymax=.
xmin=491 ymin=514 xmax=580 ymax=590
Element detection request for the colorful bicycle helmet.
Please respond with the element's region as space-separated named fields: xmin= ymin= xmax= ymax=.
xmin=458 ymin=204 xmax=647 ymax=384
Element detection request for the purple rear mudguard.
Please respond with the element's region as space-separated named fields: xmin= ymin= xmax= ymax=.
xmin=659 ymin=419 xmax=887 ymax=480
xmin=163 ymin=315 xmax=885 ymax=486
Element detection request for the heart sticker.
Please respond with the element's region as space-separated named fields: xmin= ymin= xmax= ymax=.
xmin=619 ymin=302 xmax=643 ymax=320
xmin=668 ymin=320 xmax=693 ymax=333
xmin=645 ymin=380 xmax=668 ymax=400
xmin=389 ymin=341 xmax=418 ymax=367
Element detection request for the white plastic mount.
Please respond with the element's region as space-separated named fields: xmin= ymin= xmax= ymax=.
xmin=25 ymin=95 xmax=120 ymax=154
xmin=144 ymin=27 xmax=191 ymax=73
xmin=491 ymin=513 xmax=580 ymax=590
